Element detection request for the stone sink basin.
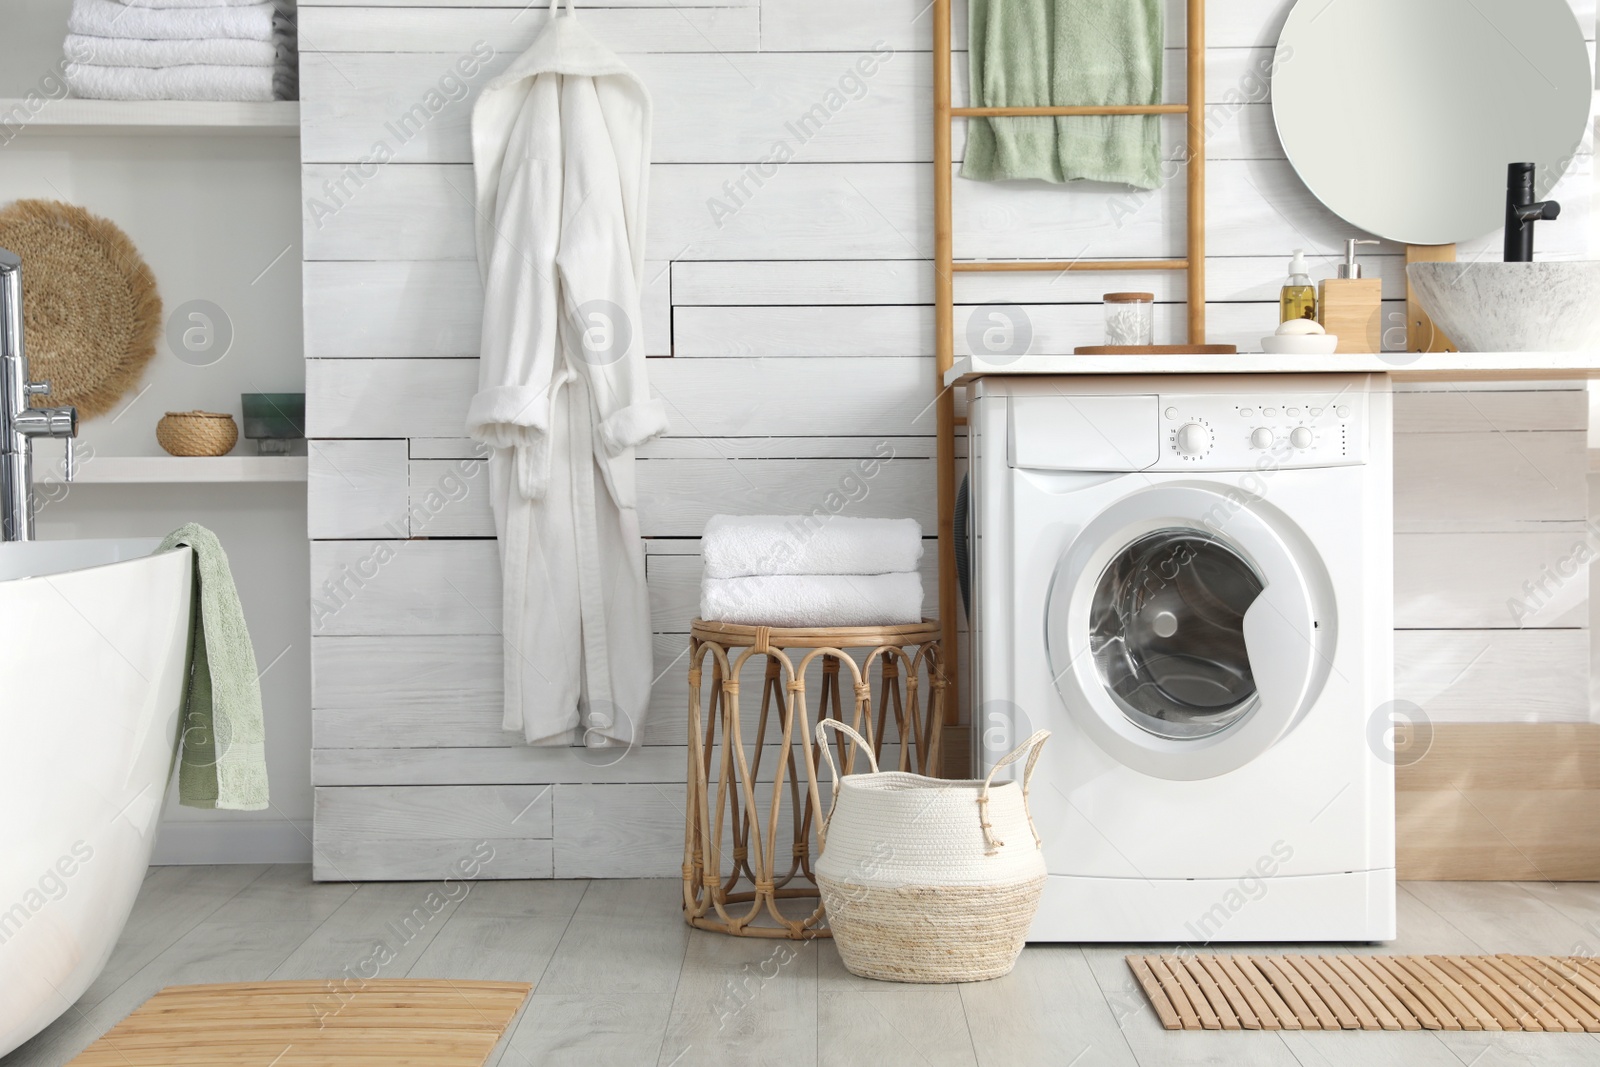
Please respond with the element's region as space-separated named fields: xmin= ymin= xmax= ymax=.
xmin=1406 ymin=261 xmax=1600 ymax=352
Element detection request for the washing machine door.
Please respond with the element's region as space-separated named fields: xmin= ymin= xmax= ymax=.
xmin=1045 ymin=484 xmax=1324 ymax=780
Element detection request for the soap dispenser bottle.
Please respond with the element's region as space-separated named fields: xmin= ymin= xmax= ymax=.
xmin=1319 ymin=239 xmax=1382 ymax=353
xmin=1280 ymin=250 xmax=1316 ymax=323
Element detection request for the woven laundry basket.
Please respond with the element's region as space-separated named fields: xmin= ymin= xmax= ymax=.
xmin=813 ymin=720 xmax=1049 ymax=983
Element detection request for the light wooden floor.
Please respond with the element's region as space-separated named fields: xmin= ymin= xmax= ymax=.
xmin=8 ymin=869 xmax=1600 ymax=1066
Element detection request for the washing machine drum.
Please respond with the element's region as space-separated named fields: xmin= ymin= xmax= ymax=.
xmin=1046 ymin=486 xmax=1327 ymax=781
xmin=1090 ymin=530 xmax=1263 ymax=741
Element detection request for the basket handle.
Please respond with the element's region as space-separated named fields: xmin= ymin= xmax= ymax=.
xmin=814 ymin=719 xmax=878 ymax=831
xmin=978 ymin=730 xmax=1050 ymax=853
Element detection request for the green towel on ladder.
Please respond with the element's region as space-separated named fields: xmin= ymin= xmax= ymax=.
xmin=964 ymin=0 xmax=1164 ymax=189
xmin=159 ymin=523 xmax=270 ymax=811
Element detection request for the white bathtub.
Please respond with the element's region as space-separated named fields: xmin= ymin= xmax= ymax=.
xmin=0 ymin=538 xmax=193 ymax=1058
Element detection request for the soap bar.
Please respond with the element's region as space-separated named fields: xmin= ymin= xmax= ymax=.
xmin=1319 ymin=277 xmax=1382 ymax=354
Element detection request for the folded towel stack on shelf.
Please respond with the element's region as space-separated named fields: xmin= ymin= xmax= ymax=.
xmin=700 ymin=514 xmax=926 ymax=628
xmin=64 ymin=0 xmax=298 ymax=103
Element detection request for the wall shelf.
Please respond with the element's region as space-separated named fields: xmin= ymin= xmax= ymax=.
xmin=33 ymin=456 xmax=307 ymax=484
xmin=0 ymin=99 xmax=299 ymax=136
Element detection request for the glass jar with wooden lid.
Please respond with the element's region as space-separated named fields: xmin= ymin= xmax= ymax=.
xmin=1103 ymin=292 xmax=1155 ymax=347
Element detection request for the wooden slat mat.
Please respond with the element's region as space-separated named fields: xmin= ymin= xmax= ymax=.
xmin=67 ymin=980 xmax=531 ymax=1065
xmin=1127 ymin=954 xmax=1600 ymax=1032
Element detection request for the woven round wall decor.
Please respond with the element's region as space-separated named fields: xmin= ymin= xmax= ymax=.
xmin=0 ymin=199 xmax=161 ymax=420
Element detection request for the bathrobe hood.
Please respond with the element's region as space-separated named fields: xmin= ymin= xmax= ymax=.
xmin=467 ymin=9 xmax=664 ymax=746
xmin=471 ymin=15 xmax=650 ymax=286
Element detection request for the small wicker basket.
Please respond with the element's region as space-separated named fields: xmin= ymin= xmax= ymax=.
xmin=814 ymin=720 xmax=1050 ymax=983
xmin=157 ymin=411 xmax=238 ymax=457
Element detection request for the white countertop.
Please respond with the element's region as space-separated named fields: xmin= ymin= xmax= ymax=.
xmin=945 ymin=351 xmax=1600 ymax=387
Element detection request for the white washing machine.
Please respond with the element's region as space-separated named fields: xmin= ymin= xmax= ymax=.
xmin=969 ymin=374 xmax=1395 ymax=943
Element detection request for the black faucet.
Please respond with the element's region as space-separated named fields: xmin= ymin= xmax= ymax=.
xmin=1504 ymin=162 xmax=1559 ymax=262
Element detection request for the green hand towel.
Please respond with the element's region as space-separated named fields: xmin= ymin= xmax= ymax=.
xmin=964 ymin=0 xmax=1164 ymax=189
xmin=158 ymin=523 xmax=270 ymax=811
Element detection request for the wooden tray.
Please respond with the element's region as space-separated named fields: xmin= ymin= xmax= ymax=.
xmin=1074 ymin=344 xmax=1240 ymax=355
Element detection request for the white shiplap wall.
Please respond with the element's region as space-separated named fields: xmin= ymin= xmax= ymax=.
xmin=303 ymin=0 xmax=1597 ymax=879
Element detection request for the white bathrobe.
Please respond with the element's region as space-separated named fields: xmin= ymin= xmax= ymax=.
xmin=467 ymin=6 xmax=667 ymax=746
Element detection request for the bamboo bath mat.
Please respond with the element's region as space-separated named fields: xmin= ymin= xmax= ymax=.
xmin=66 ymin=980 xmax=531 ymax=1065
xmin=1127 ymin=954 xmax=1600 ymax=1032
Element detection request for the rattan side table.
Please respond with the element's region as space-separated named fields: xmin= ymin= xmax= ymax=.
xmin=682 ymin=618 xmax=946 ymax=939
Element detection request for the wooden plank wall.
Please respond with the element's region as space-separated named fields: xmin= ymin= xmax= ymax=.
xmin=1396 ymin=724 xmax=1600 ymax=880
xmin=301 ymin=0 xmax=1598 ymax=879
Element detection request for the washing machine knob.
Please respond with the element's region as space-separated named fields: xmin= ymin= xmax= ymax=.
xmin=1175 ymin=423 xmax=1210 ymax=456
xmin=1290 ymin=426 xmax=1314 ymax=450
xmin=1249 ymin=427 xmax=1274 ymax=450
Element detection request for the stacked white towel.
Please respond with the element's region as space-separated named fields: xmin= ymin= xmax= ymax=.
xmin=700 ymin=515 xmax=925 ymax=627
xmin=64 ymin=0 xmax=298 ymax=102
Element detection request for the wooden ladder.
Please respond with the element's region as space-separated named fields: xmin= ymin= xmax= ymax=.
xmin=932 ymin=0 xmax=1211 ymax=765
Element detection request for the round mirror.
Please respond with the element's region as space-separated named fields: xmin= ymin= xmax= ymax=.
xmin=1273 ymin=0 xmax=1592 ymax=246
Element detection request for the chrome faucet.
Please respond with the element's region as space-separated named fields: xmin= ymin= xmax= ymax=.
xmin=1504 ymin=162 xmax=1559 ymax=263
xmin=2 ymin=248 xmax=78 ymax=542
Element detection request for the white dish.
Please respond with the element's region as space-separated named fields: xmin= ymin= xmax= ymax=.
xmin=1261 ymin=334 xmax=1339 ymax=355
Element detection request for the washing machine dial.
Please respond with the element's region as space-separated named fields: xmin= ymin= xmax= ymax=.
xmin=1249 ymin=427 xmax=1274 ymax=450
xmin=1289 ymin=426 xmax=1315 ymax=450
xmin=1174 ymin=422 xmax=1211 ymax=457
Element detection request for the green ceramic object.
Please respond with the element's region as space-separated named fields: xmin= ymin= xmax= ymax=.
xmin=240 ymin=393 xmax=305 ymax=440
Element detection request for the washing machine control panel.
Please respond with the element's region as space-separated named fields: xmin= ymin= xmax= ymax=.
xmin=1158 ymin=392 xmax=1365 ymax=468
